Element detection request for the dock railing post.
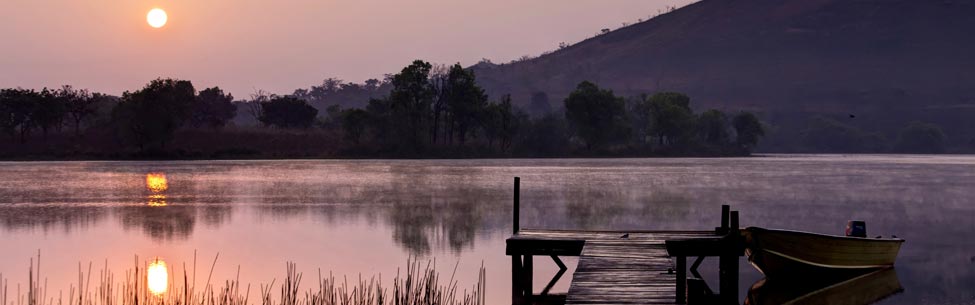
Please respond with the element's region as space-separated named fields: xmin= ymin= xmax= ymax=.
xmin=719 ymin=211 xmax=740 ymax=305
xmin=676 ymin=256 xmax=687 ymax=304
xmin=513 ymin=177 xmax=520 ymax=234
xmin=718 ymin=205 xmax=730 ymax=234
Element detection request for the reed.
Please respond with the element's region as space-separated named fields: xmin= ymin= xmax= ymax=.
xmin=3 ymin=253 xmax=484 ymax=305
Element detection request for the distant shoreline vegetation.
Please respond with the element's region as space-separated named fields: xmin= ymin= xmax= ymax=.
xmin=5 ymin=60 xmax=767 ymax=160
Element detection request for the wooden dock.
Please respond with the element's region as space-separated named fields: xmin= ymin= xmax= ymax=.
xmin=508 ymin=230 xmax=716 ymax=305
xmin=506 ymin=178 xmax=744 ymax=305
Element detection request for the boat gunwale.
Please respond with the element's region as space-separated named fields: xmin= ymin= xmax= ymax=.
xmin=762 ymin=248 xmax=896 ymax=269
xmin=745 ymin=226 xmax=905 ymax=243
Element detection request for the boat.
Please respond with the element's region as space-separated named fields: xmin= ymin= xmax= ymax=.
xmin=741 ymin=227 xmax=904 ymax=280
xmin=744 ymin=267 xmax=904 ymax=305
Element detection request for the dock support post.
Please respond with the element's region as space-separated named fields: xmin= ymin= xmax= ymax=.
xmin=513 ymin=177 xmax=520 ymax=234
xmin=676 ymin=255 xmax=687 ymax=304
xmin=523 ymin=255 xmax=533 ymax=304
xmin=512 ymin=254 xmax=524 ymax=305
xmin=719 ymin=211 xmax=740 ymax=305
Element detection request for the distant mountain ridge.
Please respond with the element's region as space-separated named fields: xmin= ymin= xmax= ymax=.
xmin=472 ymin=0 xmax=975 ymax=151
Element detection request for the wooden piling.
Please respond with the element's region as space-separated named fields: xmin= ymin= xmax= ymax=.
xmin=676 ymin=256 xmax=687 ymax=304
xmin=720 ymin=205 xmax=730 ymax=233
xmin=512 ymin=254 xmax=523 ymax=305
xmin=719 ymin=211 xmax=740 ymax=304
xmin=730 ymin=210 xmax=739 ymax=232
xmin=513 ymin=177 xmax=520 ymax=234
xmin=523 ymin=255 xmax=533 ymax=304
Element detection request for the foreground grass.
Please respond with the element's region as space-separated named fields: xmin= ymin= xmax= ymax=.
xmin=0 ymin=253 xmax=485 ymax=305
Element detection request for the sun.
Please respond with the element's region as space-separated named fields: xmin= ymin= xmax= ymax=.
xmin=147 ymin=8 xmax=168 ymax=28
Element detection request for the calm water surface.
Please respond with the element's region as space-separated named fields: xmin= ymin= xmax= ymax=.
xmin=1 ymin=155 xmax=973 ymax=305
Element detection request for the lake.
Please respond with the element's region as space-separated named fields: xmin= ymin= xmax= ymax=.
xmin=1 ymin=155 xmax=973 ymax=305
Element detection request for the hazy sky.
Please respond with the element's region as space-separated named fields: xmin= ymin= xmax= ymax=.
xmin=1 ymin=0 xmax=693 ymax=97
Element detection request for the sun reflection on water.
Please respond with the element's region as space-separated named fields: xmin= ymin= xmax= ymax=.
xmin=146 ymin=173 xmax=168 ymax=193
xmin=147 ymin=259 xmax=168 ymax=295
xmin=147 ymin=194 xmax=167 ymax=207
xmin=146 ymin=173 xmax=168 ymax=206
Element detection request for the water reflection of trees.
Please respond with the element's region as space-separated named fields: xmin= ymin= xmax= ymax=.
xmin=116 ymin=178 xmax=235 ymax=241
xmin=117 ymin=205 xmax=197 ymax=240
xmin=117 ymin=203 xmax=233 ymax=240
xmin=388 ymin=197 xmax=486 ymax=255
xmin=0 ymin=205 xmax=108 ymax=232
xmin=0 ymin=169 xmax=235 ymax=241
xmin=250 ymin=163 xmax=507 ymax=255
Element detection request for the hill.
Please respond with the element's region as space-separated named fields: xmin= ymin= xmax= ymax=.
xmin=473 ymin=0 xmax=975 ymax=152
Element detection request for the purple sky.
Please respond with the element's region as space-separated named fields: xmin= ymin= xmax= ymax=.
xmin=0 ymin=0 xmax=693 ymax=98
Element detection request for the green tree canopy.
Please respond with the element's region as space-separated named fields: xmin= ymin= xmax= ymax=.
xmin=628 ymin=94 xmax=653 ymax=144
xmin=698 ymin=109 xmax=731 ymax=145
xmin=647 ymin=92 xmax=695 ymax=146
xmin=732 ymin=112 xmax=765 ymax=150
xmin=564 ymin=81 xmax=629 ymax=150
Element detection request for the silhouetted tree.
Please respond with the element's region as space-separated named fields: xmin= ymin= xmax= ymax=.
xmin=483 ymin=94 xmax=518 ymax=151
xmin=365 ymin=97 xmax=393 ymax=143
xmin=113 ymin=79 xmax=196 ymax=150
xmin=0 ymin=88 xmax=38 ymax=143
xmin=732 ymin=112 xmax=765 ymax=150
xmin=429 ymin=64 xmax=449 ymax=144
xmin=258 ymin=96 xmax=318 ymax=129
xmin=517 ymin=113 xmax=570 ymax=156
xmin=529 ymin=92 xmax=551 ymax=116
xmin=291 ymin=78 xmax=390 ymax=110
xmin=894 ymin=121 xmax=945 ymax=153
xmin=58 ymin=85 xmax=98 ymax=136
xmin=340 ymin=108 xmax=369 ymax=144
xmin=628 ymin=94 xmax=653 ymax=144
xmin=364 ymin=79 xmax=382 ymax=91
xmin=647 ymin=92 xmax=695 ymax=146
xmin=320 ymin=104 xmax=343 ymax=129
xmin=443 ymin=64 xmax=488 ymax=145
xmin=698 ymin=109 xmax=731 ymax=145
xmin=564 ymin=81 xmax=629 ymax=150
xmin=388 ymin=60 xmax=435 ymax=149
xmin=801 ymin=116 xmax=883 ymax=153
xmin=244 ymin=89 xmax=274 ymax=122
xmin=191 ymin=87 xmax=236 ymax=128
xmin=33 ymin=89 xmax=67 ymax=139
xmin=497 ymin=95 xmax=518 ymax=152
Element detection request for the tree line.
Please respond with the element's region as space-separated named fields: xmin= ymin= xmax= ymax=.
xmin=2 ymin=59 xmax=772 ymax=158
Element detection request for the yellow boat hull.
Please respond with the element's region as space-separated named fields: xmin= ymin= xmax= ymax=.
xmin=742 ymin=227 xmax=904 ymax=280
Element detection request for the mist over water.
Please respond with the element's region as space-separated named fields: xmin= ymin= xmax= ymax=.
xmin=1 ymin=156 xmax=973 ymax=304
